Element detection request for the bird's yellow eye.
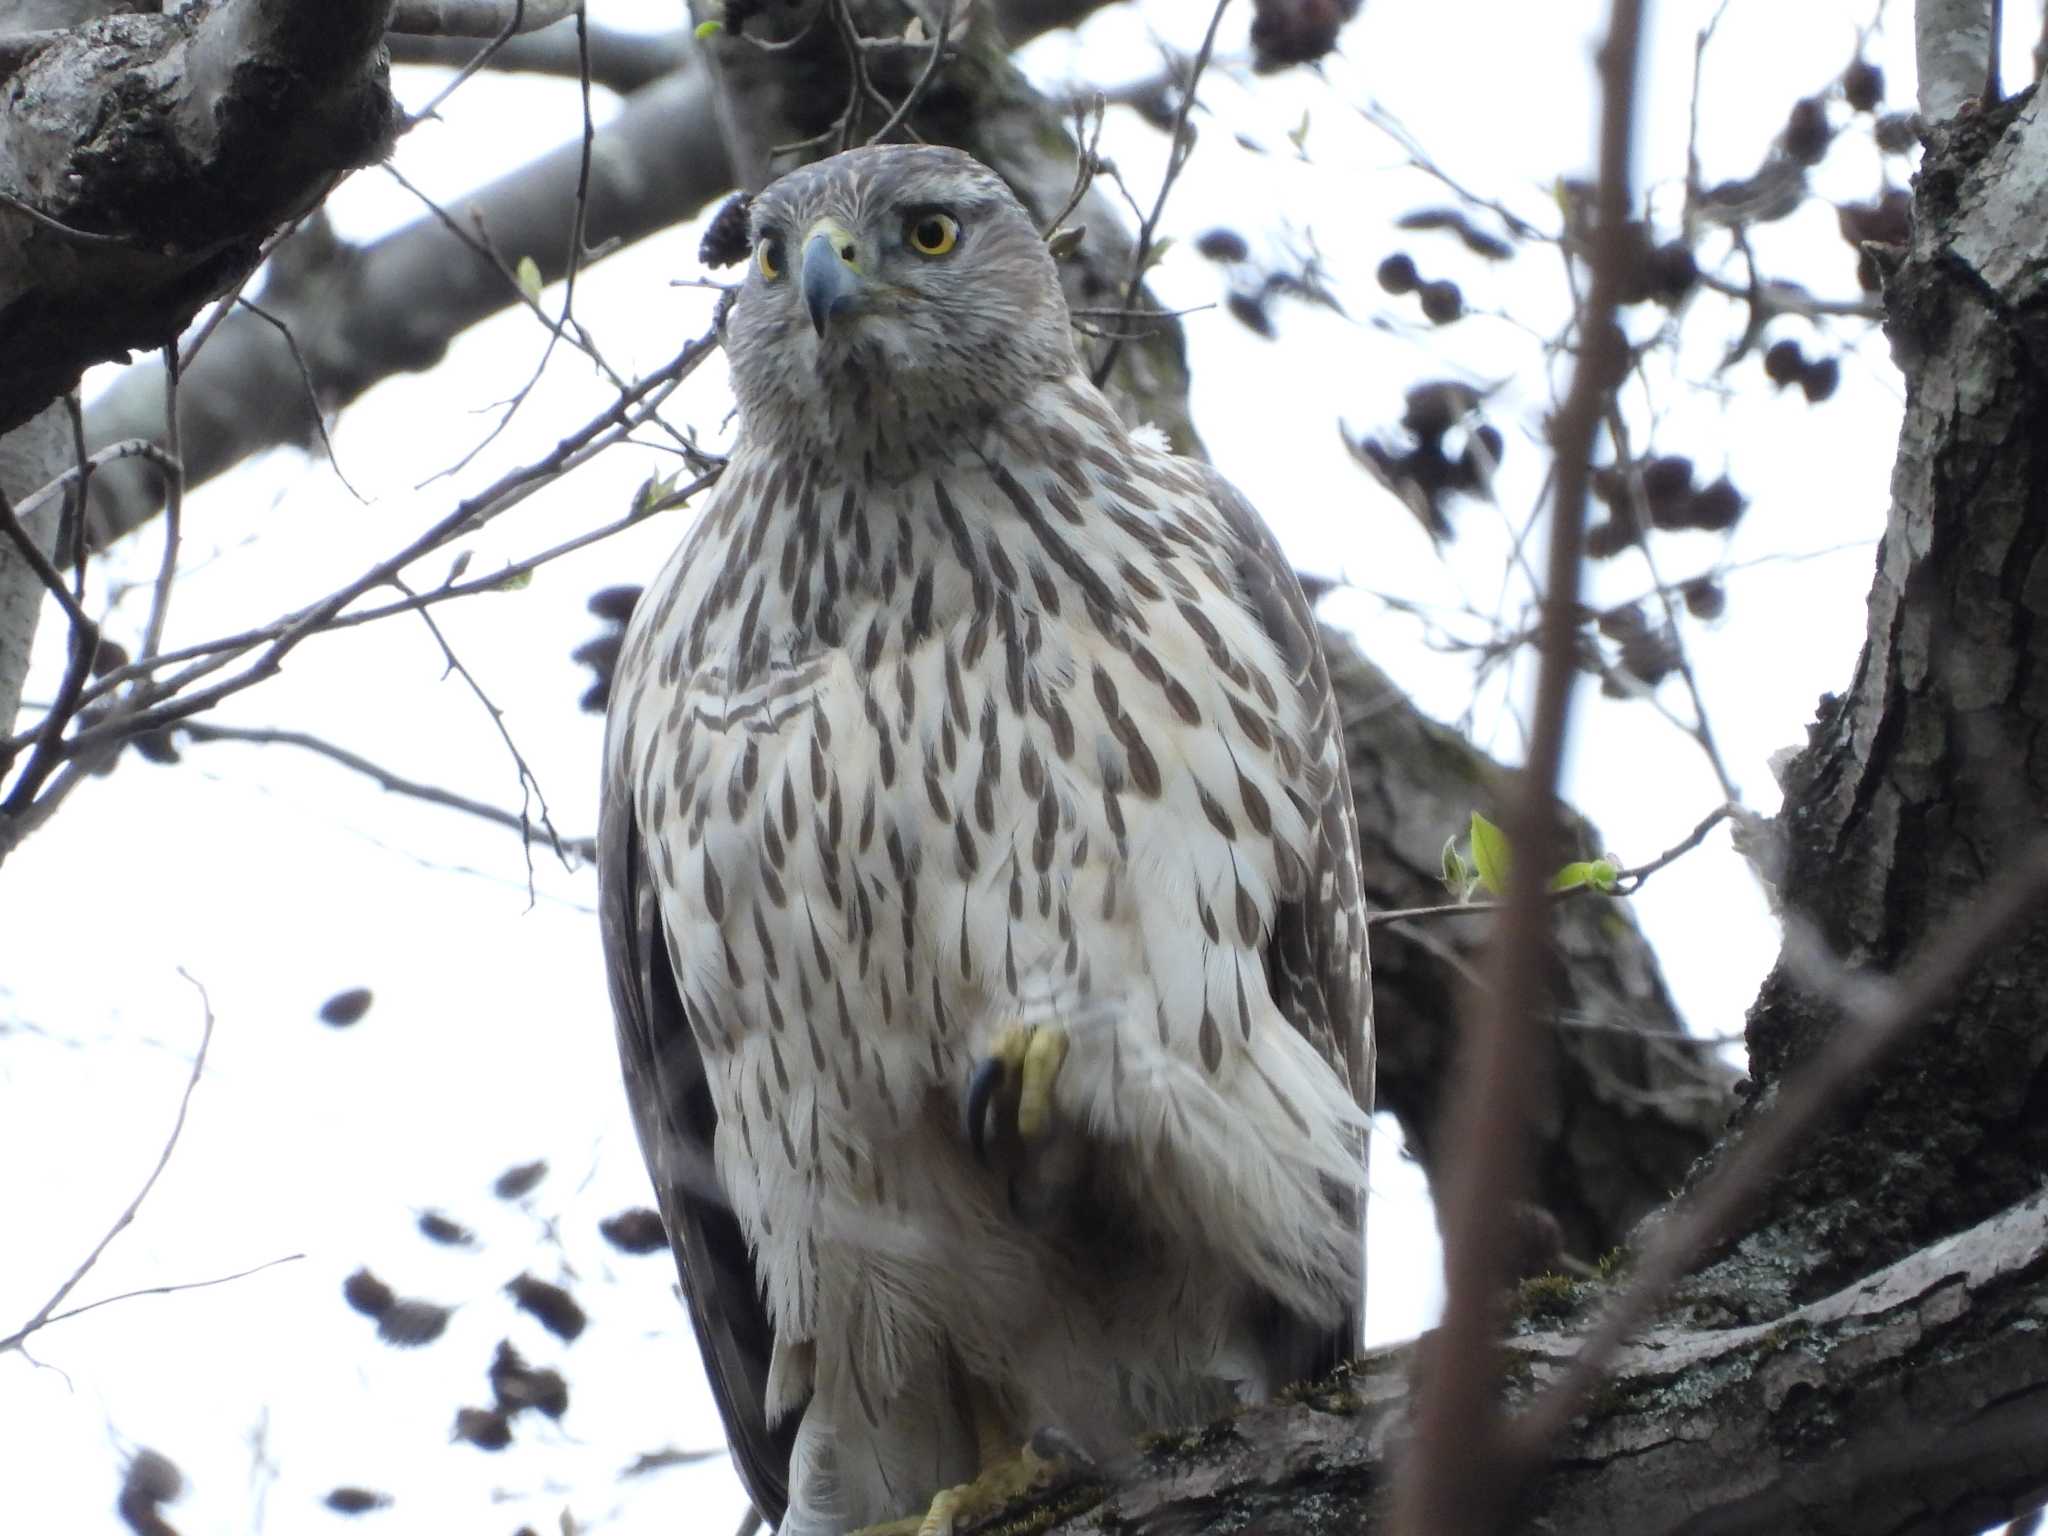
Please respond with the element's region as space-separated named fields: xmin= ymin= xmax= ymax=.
xmin=756 ymin=236 xmax=784 ymax=281
xmin=906 ymin=213 xmax=960 ymax=257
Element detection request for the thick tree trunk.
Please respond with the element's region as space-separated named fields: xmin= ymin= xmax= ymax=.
xmin=1682 ymin=85 xmax=2048 ymax=1320
xmin=0 ymin=0 xmax=400 ymax=434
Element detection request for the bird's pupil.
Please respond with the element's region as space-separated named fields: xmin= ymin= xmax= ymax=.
xmin=919 ymin=220 xmax=943 ymax=247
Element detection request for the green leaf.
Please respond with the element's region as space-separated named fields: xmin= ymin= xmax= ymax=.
xmin=694 ymin=18 xmax=724 ymax=39
xmin=1469 ymin=811 xmax=1511 ymax=897
xmin=1440 ymin=833 xmax=1468 ymax=895
xmin=515 ymin=255 xmax=544 ymax=304
xmin=1550 ymin=859 xmax=1619 ymax=894
xmin=490 ymin=566 xmax=533 ymax=592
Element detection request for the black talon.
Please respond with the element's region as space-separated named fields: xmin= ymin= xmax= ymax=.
xmin=965 ymin=1056 xmax=1006 ymax=1163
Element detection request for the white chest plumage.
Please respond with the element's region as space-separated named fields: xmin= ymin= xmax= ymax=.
xmin=609 ymin=377 xmax=1364 ymax=1525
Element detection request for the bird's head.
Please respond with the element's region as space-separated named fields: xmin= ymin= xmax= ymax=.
xmin=723 ymin=144 xmax=1078 ymax=466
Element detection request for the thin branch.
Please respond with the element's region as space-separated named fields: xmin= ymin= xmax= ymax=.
xmin=1368 ymin=805 xmax=1732 ymax=928
xmin=21 ymin=331 xmax=719 ymax=775
xmin=1089 ymin=0 xmax=1233 ymax=388
xmin=387 ymin=0 xmax=580 ymax=37
xmin=11 ymin=440 xmax=182 ymax=527
xmin=393 ymin=579 xmax=570 ymax=886
xmin=1042 ymin=96 xmax=1108 ymax=240
xmin=233 ymin=298 xmax=366 ymax=502
xmin=0 ymin=186 xmax=130 ymax=246
xmin=865 ymin=0 xmax=956 ymax=147
xmin=1393 ymin=2 xmax=1645 ymax=1531
xmin=0 ymin=487 xmax=97 ymax=812
xmin=30 ymin=1254 xmax=305 ymax=1337
xmin=1606 ymin=412 xmax=1741 ymax=803
xmin=384 ymin=20 xmax=690 ymax=94
xmin=0 ymin=972 xmax=216 ymax=1355
xmin=1515 ymin=833 xmax=2048 ymax=1453
xmin=408 ymin=0 xmax=542 ymax=125
xmin=1610 ymin=803 xmax=1732 ymax=894
xmin=179 ymin=722 xmax=595 ymax=861
xmin=137 ymin=346 xmax=184 ymax=667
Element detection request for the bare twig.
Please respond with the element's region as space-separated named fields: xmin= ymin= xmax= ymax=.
xmin=28 ymin=1254 xmax=305 ymax=1338
xmin=179 ymin=722 xmax=595 ymax=861
xmin=1606 ymin=412 xmax=1741 ymax=803
xmin=1089 ymin=0 xmax=1233 ymax=389
xmin=11 ymin=440 xmax=182 ymax=527
xmin=385 ymin=20 xmax=689 ymax=93
xmin=1610 ymin=803 xmax=1732 ymax=894
xmin=1516 ymin=834 xmax=2048 ymax=1452
xmin=137 ymin=346 xmax=184 ymax=667
xmin=394 ymin=577 xmax=569 ymax=885
xmin=11 ymin=331 xmax=719 ymax=780
xmin=0 ymin=488 xmax=97 ymax=812
xmin=233 ymin=298 xmax=366 ymax=502
xmin=1042 ymin=96 xmax=1108 ymax=241
xmin=865 ymin=0 xmax=955 ymax=146
xmin=1392 ymin=2 xmax=1644 ymax=1531
xmin=1 ymin=972 xmax=217 ymax=1355
xmin=388 ymin=0 xmax=579 ymax=37
xmin=408 ymin=0 xmax=545 ymax=125
xmin=0 ymin=186 xmax=130 ymax=245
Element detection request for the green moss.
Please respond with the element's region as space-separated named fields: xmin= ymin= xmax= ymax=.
xmin=1515 ymin=1272 xmax=1585 ymax=1324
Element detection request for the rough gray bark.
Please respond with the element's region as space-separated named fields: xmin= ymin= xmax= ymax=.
xmin=1020 ymin=1186 xmax=2048 ymax=1536
xmin=0 ymin=0 xmax=401 ymax=434
xmin=1916 ymin=0 xmax=1996 ymax=119
xmin=1682 ymin=84 xmax=2048 ymax=1319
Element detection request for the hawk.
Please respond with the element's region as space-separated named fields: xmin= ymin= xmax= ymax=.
xmin=599 ymin=144 xmax=1373 ymax=1535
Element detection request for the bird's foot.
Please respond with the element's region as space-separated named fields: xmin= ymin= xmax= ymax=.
xmin=850 ymin=1432 xmax=1090 ymax=1536
xmin=964 ymin=1022 xmax=1070 ymax=1161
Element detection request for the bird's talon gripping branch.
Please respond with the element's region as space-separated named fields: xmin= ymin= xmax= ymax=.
xmin=849 ymin=1432 xmax=1082 ymax=1536
xmin=965 ymin=1023 xmax=1070 ymax=1162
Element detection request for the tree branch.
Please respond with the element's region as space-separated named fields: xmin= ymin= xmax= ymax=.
xmin=0 ymin=972 xmax=215 ymax=1356
xmin=1398 ymin=4 xmax=1643 ymax=1527
xmin=177 ymin=721 xmax=595 ymax=861
xmin=1034 ymin=1185 xmax=2048 ymax=1536
xmin=0 ymin=0 xmax=401 ymax=433
xmin=384 ymin=18 xmax=691 ymax=93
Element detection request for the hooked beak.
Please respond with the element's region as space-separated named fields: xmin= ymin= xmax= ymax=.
xmin=800 ymin=219 xmax=866 ymax=337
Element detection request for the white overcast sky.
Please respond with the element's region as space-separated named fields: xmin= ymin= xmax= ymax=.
xmin=4 ymin=2 xmax=2040 ymax=1532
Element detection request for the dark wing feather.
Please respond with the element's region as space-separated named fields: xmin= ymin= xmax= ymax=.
xmin=1202 ymin=465 xmax=1376 ymax=1361
xmin=599 ymin=762 xmax=797 ymax=1525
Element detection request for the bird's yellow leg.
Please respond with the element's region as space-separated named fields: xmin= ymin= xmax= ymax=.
xmin=849 ymin=1384 xmax=1070 ymax=1536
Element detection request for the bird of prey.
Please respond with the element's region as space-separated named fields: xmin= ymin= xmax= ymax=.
xmin=599 ymin=143 xmax=1373 ymax=1535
